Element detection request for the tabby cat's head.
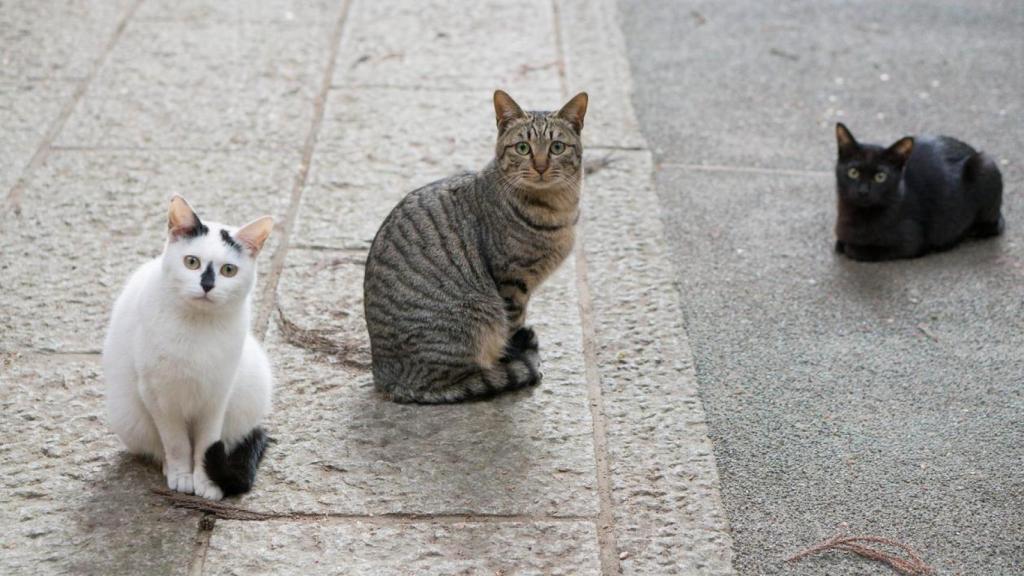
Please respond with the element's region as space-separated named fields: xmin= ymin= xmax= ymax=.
xmin=493 ymin=90 xmax=588 ymax=191
xmin=835 ymin=123 xmax=914 ymax=208
xmin=162 ymin=195 xmax=273 ymax=310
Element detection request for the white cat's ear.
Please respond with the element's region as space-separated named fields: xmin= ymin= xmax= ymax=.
xmin=168 ymin=195 xmax=206 ymax=239
xmin=494 ymin=90 xmax=526 ymax=132
xmin=835 ymin=123 xmax=858 ymax=158
xmin=235 ymin=216 xmax=274 ymax=256
xmin=885 ymin=136 xmax=915 ymax=165
xmin=556 ymin=92 xmax=588 ymax=133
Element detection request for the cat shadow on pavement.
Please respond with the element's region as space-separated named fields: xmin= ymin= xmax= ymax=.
xmin=68 ymin=453 xmax=197 ymax=576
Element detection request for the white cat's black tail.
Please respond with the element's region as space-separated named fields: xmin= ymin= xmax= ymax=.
xmin=202 ymin=427 xmax=268 ymax=496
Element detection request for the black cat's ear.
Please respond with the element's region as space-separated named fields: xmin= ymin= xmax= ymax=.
xmin=168 ymin=195 xmax=207 ymax=240
xmin=556 ymin=92 xmax=588 ymax=133
xmin=835 ymin=123 xmax=858 ymax=159
xmin=885 ymin=137 xmax=915 ymax=166
xmin=494 ymin=90 xmax=526 ymax=132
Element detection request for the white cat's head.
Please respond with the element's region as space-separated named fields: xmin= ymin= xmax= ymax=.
xmin=161 ymin=195 xmax=273 ymax=311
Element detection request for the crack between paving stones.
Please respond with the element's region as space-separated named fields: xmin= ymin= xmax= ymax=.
xmin=47 ymin=144 xmax=305 ymax=153
xmin=187 ymin=516 xmax=215 ymax=576
xmin=2 ymin=0 xmax=145 ymax=221
xmin=552 ymin=1 xmax=622 ymax=574
xmin=253 ymin=0 xmax=356 ymax=342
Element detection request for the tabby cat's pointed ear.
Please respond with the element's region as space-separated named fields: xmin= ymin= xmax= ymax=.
xmin=235 ymin=216 xmax=274 ymax=256
xmin=557 ymin=92 xmax=588 ymax=133
xmin=168 ymin=195 xmax=206 ymax=239
xmin=494 ymin=90 xmax=526 ymax=132
xmin=835 ymin=123 xmax=858 ymax=159
xmin=885 ymin=136 xmax=915 ymax=165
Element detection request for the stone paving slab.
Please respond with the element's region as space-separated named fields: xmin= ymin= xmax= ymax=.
xmin=556 ymin=0 xmax=646 ymax=150
xmin=240 ymin=248 xmax=598 ymax=516
xmin=622 ymin=0 xmax=1023 ymax=171
xmin=203 ymin=519 xmax=600 ymax=575
xmin=0 ymin=149 xmax=300 ymax=352
xmin=0 ymin=0 xmax=136 ymax=82
xmin=0 ymin=354 xmax=198 ymax=576
xmin=135 ymin=0 xmax=343 ymax=24
xmin=295 ymin=86 xmax=560 ymax=248
xmin=334 ymin=0 xmax=561 ymax=93
xmin=1 ymin=79 xmax=77 ymax=201
xmin=1 ymin=132 xmax=43 ymax=208
xmin=57 ymin=20 xmax=331 ymax=150
xmin=580 ymin=151 xmax=735 ymax=575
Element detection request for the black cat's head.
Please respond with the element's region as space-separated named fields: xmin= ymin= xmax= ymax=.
xmin=835 ymin=123 xmax=914 ymax=208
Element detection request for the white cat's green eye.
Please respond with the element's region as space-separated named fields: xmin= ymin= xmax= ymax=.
xmin=183 ymin=255 xmax=201 ymax=270
xmin=874 ymin=172 xmax=887 ymax=183
xmin=515 ymin=142 xmax=531 ymax=156
xmin=550 ymin=141 xmax=566 ymax=155
xmin=220 ymin=264 xmax=238 ymax=278
xmin=847 ymin=168 xmax=860 ymax=179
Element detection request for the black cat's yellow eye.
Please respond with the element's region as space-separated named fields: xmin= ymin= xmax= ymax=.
xmin=220 ymin=264 xmax=238 ymax=278
xmin=184 ymin=255 xmax=201 ymax=270
xmin=550 ymin=141 xmax=566 ymax=155
xmin=874 ymin=172 xmax=887 ymax=183
xmin=847 ymin=168 xmax=860 ymax=179
xmin=515 ymin=142 xmax=531 ymax=156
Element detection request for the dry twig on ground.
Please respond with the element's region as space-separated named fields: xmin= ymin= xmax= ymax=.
xmin=787 ymin=532 xmax=934 ymax=575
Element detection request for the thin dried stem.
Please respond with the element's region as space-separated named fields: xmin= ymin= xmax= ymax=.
xmin=787 ymin=533 xmax=934 ymax=575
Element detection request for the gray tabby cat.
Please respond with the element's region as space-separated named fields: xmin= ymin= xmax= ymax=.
xmin=363 ymin=90 xmax=588 ymax=403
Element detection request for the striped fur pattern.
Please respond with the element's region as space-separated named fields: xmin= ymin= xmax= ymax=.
xmin=363 ymin=90 xmax=588 ymax=403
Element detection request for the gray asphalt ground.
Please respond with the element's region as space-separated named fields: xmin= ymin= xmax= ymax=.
xmin=620 ymin=1 xmax=1024 ymax=575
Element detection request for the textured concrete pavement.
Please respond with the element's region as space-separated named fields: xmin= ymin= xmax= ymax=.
xmin=621 ymin=1 xmax=1023 ymax=575
xmin=1 ymin=1 xmax=732 ymax=574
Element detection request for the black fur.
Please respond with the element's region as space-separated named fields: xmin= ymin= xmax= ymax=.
xmin=200 ymin=263 xmax=216 ymax=293
xmin=833 ymin=123 xmax=1003 ymax=261
xmin=185 ymin=212 xmax=209 ymax=238
xmin=507 ymin=325 xmax=539 ymax=354
xmin=220 ymin=229 xmax=242 ymax=252
xmin=202 ymin=427 xmax=269 ymax=497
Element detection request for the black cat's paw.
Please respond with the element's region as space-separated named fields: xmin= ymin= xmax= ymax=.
xmin=834 ymin=240 xmax=846 ymax=254
xmin=508 ymin=326 xmax=539 ymax=354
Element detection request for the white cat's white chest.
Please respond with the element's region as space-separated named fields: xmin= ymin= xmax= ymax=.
xmin=135 ymin=311 xmax=246 ymax=416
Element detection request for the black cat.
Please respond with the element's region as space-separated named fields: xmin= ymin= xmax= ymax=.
xmin=833 ymin=123 xmax=1003 ymax=261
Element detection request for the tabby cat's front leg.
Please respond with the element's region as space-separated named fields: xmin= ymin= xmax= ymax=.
xmin=498 ymin=278 xmax=530 ymax=331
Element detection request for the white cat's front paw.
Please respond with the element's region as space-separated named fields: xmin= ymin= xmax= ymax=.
xmin=193 ymin=471 xmax=223 ymax=501
xmin=167 ymin=470 xmax=194 ymax=494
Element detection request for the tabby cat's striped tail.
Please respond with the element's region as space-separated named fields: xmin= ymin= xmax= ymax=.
xmin=410 ymin=327 xmax=542 ymax=404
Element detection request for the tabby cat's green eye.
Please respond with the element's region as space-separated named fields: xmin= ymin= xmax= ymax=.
xmin=847 ymin=168 xmax=860 ymax=179
xmin=515 ymin=142 xmax=531 ymax=156
xmin=220 ymin=264 xmax=238 ymax=277
xmin=874 ymin=172 xmax=887 ymax=183
xmin=184 ymin=255 xmax=201 ymax=270
xmin=550 ymin=141 xmax=566 ymax=155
